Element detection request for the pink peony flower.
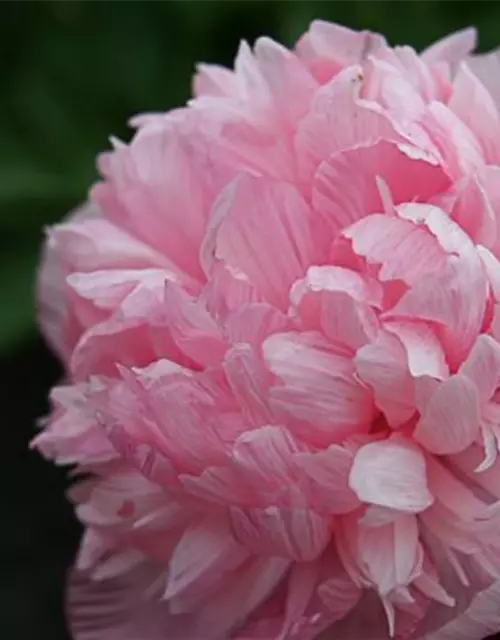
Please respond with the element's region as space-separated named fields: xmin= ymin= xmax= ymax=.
xmin=34 ymin=20 xmax=500 ymax=639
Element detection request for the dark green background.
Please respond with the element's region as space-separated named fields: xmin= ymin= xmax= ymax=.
xmin=3 ymin=1 xmax=500 ymax=638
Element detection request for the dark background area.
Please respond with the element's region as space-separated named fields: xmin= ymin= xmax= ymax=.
xmin=3 ymin=1 xmax=500 ymax=638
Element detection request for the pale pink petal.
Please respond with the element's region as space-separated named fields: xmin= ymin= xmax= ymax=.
xmin=361 ymin=55 xmax=427 ymax=120
xmin=294 ymin=445 xmax=360 ymax=515
xmin=66 ymin=268 xmax=175 ymax=330
xmin=199 ymin=261 xmax=262 ymax=322
xmin=349 ymin=437 xmax=433 ymax=513
xmin=354 ymin=330 xmax=416 ymax=427
xmin=163 ymin=100 xmax=293 ymax=182
xmin=193 ymin=63 xmax=238 ymax=98
xmin=448 ymin=62 xmax=500 ymax=163
xmin=384 ymin=320 xmax=448 ymax=379
xmin=295 ymin=21 xmax=387 ymax=83
xmin=387 ymin=251 xmax=488 ymax=369
xmin=414 ymin=375 xmax=481 ymax=455
xmin=422 ymin=28 xmax=477 ymax=69
xmin=33 ymin=383 xmax=116 ymax=466
xmin=163 ymin=282 xmax=226 ymax=367
xmin=290 ymin=265 xmax=383 ymax=307
xmin=312 ymin=140 xmax=450 ymax=232
xmin=337 ymin=513 xmax=422 ymax=596
xmin=91 ymin=127 xmax=213 ymax=281
xmin=468 ymin=47 xmax=500 ymax=111
xmin=290 ymin=266 xmax=381 ymax=354
xmin=180 ymin=464 xmax=257 ymax=507
xmin=36 ymin=202 xmax=103 ymax=360
xmin=295 ymin=65 xmax=404 ymax=187
xmin=230 ymin=426 xmax=303 ymax=505
xmin=48 ymin=217 xmax=172 ymax=272
xmin=230 ymin=505 xmax=331 ymax=561
xmin=164 ymin=516 xmax=248 ymax=606
xmin=225 ymin=302 xmax=293 ymax=346
xmin=223 ymin=344 xmax=274 ymax=426
xmin=263 ymin=332 xmax=375 ymax=445
xmin=437 ymin=167 xmax=500 ymax=250
xmin=419 ymin=101 xmax=484 ymax=179
xmin=253 ymin=37 xmax=318 ymax=124
xmin=179 ymin=556 xmax=290 ymax=639
xmin=69 ymin=283 xmax=187 ymax=379
xmin=202 ymin=173 xmax=324 ymax=310
xmin=343 ymin=213 xmax=447 ymax=286
xmin=459 ymin=334 xmax=500 ymax=405
xmin=374 ymin=44 xmax=444 ymax=102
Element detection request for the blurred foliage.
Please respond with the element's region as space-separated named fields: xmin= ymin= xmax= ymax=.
xmin=2 ymin=0 xmax=500 ymax=353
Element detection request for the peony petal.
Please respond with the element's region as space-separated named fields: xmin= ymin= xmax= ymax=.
xmin=354 ymin=329 xmax=415 ymax=427
xmin=225 ymin=302 xmax=293 ymax=346
xmin=468 ymin=47 xmax=500 ymax=112
xmin=48 ymin=217 xmax=172 ymax=272
xmin=414 ymin=375 xmax=481 ymax=455
xmin=230 ymin=504 xmax=331 ymax=562
xmin=383 ymin=320 xmax=448 ymax=379
xmin=199 ymin=260 xmax=262 ymax=323
xmin=164 ymin=517 xmax=248 ymax=605
xmin=253 ymin=37 xmax=318 ymax=124
xmin=312 ymin=140 xmax=450 ymax=233
xmin=419 ymin=101 xmax=484 ymax=179
xmin=295 ymin=65 xmax=404 ymax=187
xmin=438 ymin=167 xmax=500 ymax=250
xmin=91 ymin=124 xmax=215 ymax=281
xmin=349 ymin=437 xmax=434 ymax=513
xmin=422 ymin=27 xmax=477 ymax=69
xmin=448 ymin=63 xmax=500 ymax=163
xmin=193 ymin=63 xmax=238 ymax=98
xmin=294 ymin=445 xmax=360 ymax=515
xmin=279 ymin=562 xmax=320 ymax=639
xmin=231 ymin=425 xmax=303 ymax=504
xmin=291 ymin=266 xmax=381 ymax=354
xmin=387 ymin=250 xmax=488 ymax=369
xmin=263 ymin=332 xmax=374 ymax=445
xmin=337 ymin=513 xmax=422 ymax=597
xmin=343 ymin=213 xmax=447 ymax=286
xmin=223 ymin=344 xmax=274 ymax=426
xmin=202 ymin=173 xmax=323 ymax=309
xmin=163 ymin=282 xmax=226 ymax=367
xmin=33 ymin=383 xmax=116 ymax=466
xmin=68 ymin=563 xmax=183 ymax=640
xmin=180 ymin=556 xmax=290 ymax=639
xmin=459 ymin=334 xmax=500 ymax=405
xmin=296 ymin=21 xmax=387 ymax=83
xmin=425 ymin=579 xmax=500 ymax=640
